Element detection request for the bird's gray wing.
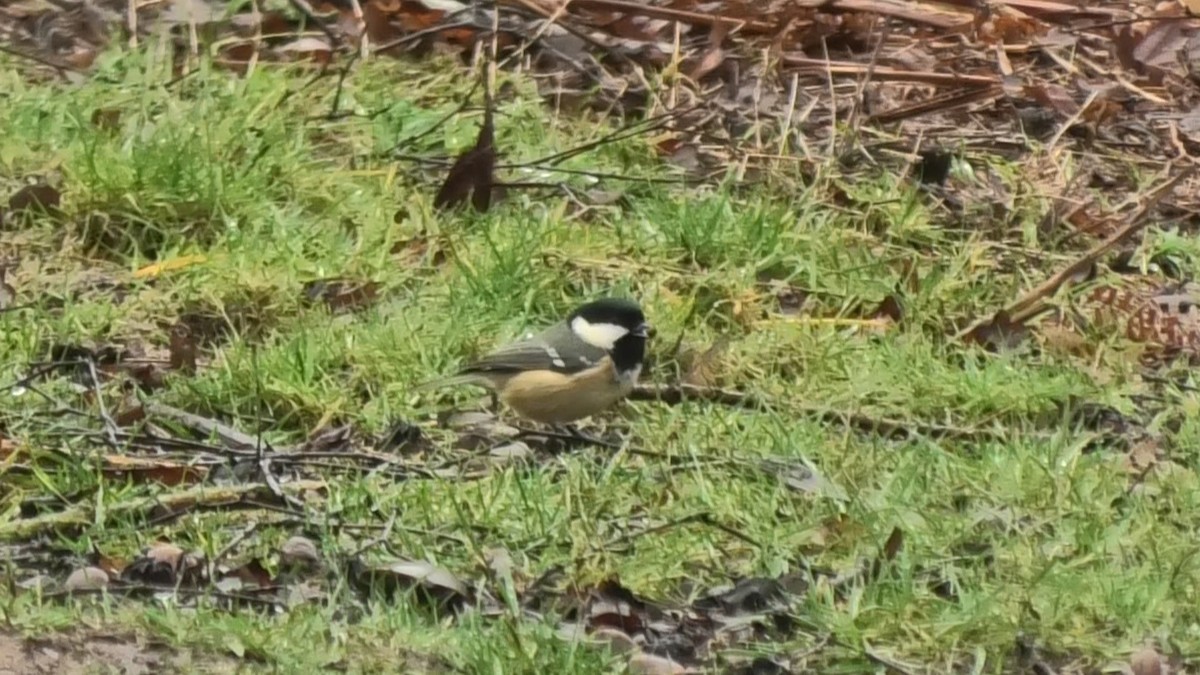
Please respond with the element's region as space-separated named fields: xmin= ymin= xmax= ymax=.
xmin=461 ymin=322 xmax=607 ymax=375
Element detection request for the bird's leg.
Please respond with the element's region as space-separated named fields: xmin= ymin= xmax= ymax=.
xmin=548 ymin=423 xmax=571 ymax=437
xmin=551 ymin=423 xmax=593 ymax=443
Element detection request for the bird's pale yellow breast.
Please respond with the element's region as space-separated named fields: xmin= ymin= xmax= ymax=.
xmin=497 ymin=358 xmax=632 ymax=424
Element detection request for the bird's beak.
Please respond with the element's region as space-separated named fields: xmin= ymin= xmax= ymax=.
xmin=633 ymin=323 xmax=653 ymax=339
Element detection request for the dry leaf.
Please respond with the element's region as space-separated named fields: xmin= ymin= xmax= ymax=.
xmin=1036 ymin=318 xmax=1093 ymax=358
xmin=169 ymin=322 xmax=198 ymax=374
xmin=102 ymin=455 xmax=206 ymax=486
xmin=963 ymin=310 xmax=1031 ymax=351
xmin=0 ymin=436 xmax=18 ymax=461
xmin=685 ymin=22 xmax=729 ymax=81
xmin=6 ymin=184 xmax=62 ymax=223
xmin=434 ymin=85 xmax=497 ymax=212
xmin=280 ymin=536 xmax=321 ymax=571
xmin=353 ymin=558 xmax=470 ymax=611
xmin=882 ymin=527 xmax=905 ymax=562
xmin=872 ymin=294 xmax=904 ymax=325
xmin=227 ymin=559 xmax=274 ymax=588
xmin=91 ymin=108 xmax=122 ymax=131
xmin=681 ymin=337 xmax=729 ymax=388
xmin=1125 ymin=438 xmax=1162 ymax=474
xmin=0 ymin=266 xmax=14 ymax=311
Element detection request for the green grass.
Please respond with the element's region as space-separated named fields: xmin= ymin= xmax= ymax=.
xmin=2 ymin=42 xmax=1199 ymax=674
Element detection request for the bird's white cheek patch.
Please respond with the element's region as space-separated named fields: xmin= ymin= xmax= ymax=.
xmin=571 ymin=317 xmax=629 ymax=350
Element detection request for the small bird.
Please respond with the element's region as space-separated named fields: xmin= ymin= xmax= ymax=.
xmin=418 ymin=297 xmax=651 ymax=425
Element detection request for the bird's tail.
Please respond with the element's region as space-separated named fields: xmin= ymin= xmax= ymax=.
xmin=411 ymin=372 xmax=490 ymax=394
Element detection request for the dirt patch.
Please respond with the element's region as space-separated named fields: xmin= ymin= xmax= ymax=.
xmin=0 ymin=631 xmax=241 ymax=675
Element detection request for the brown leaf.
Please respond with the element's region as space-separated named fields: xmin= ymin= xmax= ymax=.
xmin=978 ymin=11 xmax=1046 ymax=46
xmin=585 ymin=579 xmax=653 ymax=635
xmin=113 ymin=391 xmax=146 ymax=427
xmin=217 ymin=42 xmax=257 ymax=73
xmin=91 ymin=108 xmax=122 ymax=131
xmin=962 ymin=310 xmax=1031 ymax=351
xmin=685 ymin=22 xmax=729 ymax=81
xmin=434 ymin=87 xmax=496 ymax=213
xmin=0 ymin=435 xmax=17 ymax=461
xmin=168 ymin=322 xmax=198 ymax=374
xmin=1035 ymin=319 xmax=1092 ymax=359
xmin=1125 ymin=438 xmax=1162 ymax=475
xmin=227 ymin=559 xmax=274 ymax=588
xmin=0 ymin=266 xmax=14 ymax=311
xmin=6 ymin=184 xmax=62 ymax=222
xmin=93 ymin=552 xmax=127 ymax=578
xmin=882 ymin=527 xmax=904 ymax=562
xmin=362 ymin=0 xmax=410 ymax=47
xmin=681 ymin=337 xmax=729 ymax=388
xmin=1132 ymin=19 xmax=1190 ymax=72
xmin=277 ymin=37 xmax=333 ymax=65
xmin=1081 ymin=282 xmax=1200 ymax=359
xmin=864 ymin=526 xmax=906 ymax=582
xmin=871 ymin=294 xmax=904 ymax=324
xmin=1024 ymin=83 xmax=1079 ymax=117
xmin=102 ymin=455 xmax=206 ymax=487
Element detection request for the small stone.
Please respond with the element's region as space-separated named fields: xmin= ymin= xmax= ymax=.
xmin=145 ymin=542 xmax=185 ymax=568
xmin=1131 ymin=646 xmax=1166 ymax=675
xmin=590 ymin=627 xmax=637 ymax=655
xmin=489 ymin=441 xmax=532 ymax=462
xmin=64 ymin=567 xmax=109 ymax=592
xmin=628 ymin=652 xmax=685 ymax=675
xmin=483 ymin=547 xmax=513 ymax=578
xmin=280 ymin=536 xmax=321 ymax=569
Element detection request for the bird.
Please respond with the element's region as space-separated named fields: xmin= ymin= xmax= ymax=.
xmin=417 ymin=297 xmax=652 ymax=425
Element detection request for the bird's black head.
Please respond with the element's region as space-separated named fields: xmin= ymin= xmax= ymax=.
xmin=568 ymin=297 xmax=651 ymax=372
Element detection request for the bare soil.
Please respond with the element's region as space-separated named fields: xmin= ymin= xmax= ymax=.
xmin=0 ymin=631 xmax=240 ymax=675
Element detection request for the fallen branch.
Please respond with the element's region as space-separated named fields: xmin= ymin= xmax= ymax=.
xmin=0 ymin=480 xmax=326 ymax=541
xmin=146 ymin=402 xmax=293 ymax=453
xmin=957 ymin=166 xmax=1196 ymax=340
xmin=781 ymin=57 xmax=999 ymax=88
xmin=630 ymin=382 xmax=761 ymax=408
